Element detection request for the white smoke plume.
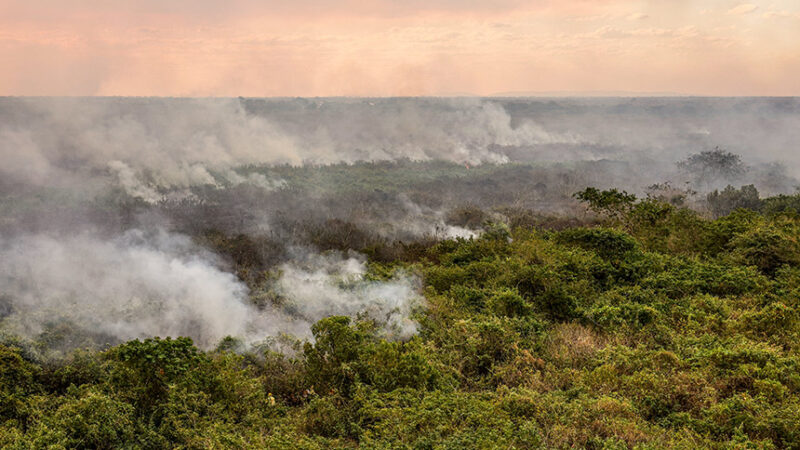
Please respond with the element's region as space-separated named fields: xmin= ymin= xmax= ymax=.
xmin=397 ymin=195 xmax=478 ymax=239
xmin=0 ymin=98 xmax=295 ymax=201
xmin=4 ymin=97 xmax=799 ymax=202
xmin=0 ymin=230 xmax=255 ymax=349
xmin=108 ymin=160 xmax=163 ymax=203
xmin=275 ymin=251 xmax=423 ymax=340
xmin=0 ymin=230 xmax=422 ymax=350
xmin=0 ymin=97 xmax=575 ymax=201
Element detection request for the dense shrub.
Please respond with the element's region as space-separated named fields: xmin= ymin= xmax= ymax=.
xmin=8 ymin=186 xmax=800 ymax=448
xmin=556 ymin=227 xmax=641 ymax=262
xmin=707 ymin=184 xmax=762 ymax=218
xmin=730 ymin=224 xmax=800 ymax=276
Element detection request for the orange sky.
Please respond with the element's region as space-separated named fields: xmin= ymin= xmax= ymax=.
xmin=1 ymin=0 xmax=799 ymax=96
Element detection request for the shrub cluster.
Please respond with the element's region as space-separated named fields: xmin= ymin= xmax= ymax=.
xmin=5 ymin=190 xmax=800 ymax=448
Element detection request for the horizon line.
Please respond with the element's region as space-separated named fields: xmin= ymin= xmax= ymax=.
xmin=3 ymin=94 xmax=800 ymax=99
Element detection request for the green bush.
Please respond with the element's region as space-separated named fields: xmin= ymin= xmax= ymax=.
xmin=0 ymin=344 xmax=41 ymax=427
xmin=8 ymin=181 xmax=800 ymax=448
xmin=707 ymin=185 xmax=762 ymax=218
xmin=108 ymin=337 xmax=207 ymax=414
xmin=33 ymin=390 xmax=136 ymax=449
xmin=730 ymin=225 xmax=800 ymax=276
xmin=556 ymin=227 xmax=641 ymax=262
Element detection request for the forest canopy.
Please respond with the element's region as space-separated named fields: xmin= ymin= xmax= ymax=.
xmin=4 ymin=177 xmax=800 ymax=448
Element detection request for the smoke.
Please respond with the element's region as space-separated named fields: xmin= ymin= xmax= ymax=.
xmin=397 ymin=195 xmax=478 ymax=239
xmin=3 ymin=97 xmax=799 ymax=202
xmin=1 ymin=96 xmax=799 ymax=352
xmin=0 ymin=230 xmax=422 ymax=350
xmin=275 ymin=99 xmax=574 ymax=165
xmin=0 ymin=128 xmax=54 ymax=184
xmin=0 ymin=229 xmax=254 ymax=349
xmin=0 ymin=98 xmax=295 ymax=201
xmin=0 ymin=97 xmax=578 ymax=201
xmin=108 ymin=161 xmax=163 ymax=203
xmin=275 ymin=251 xmax=422 ymax=340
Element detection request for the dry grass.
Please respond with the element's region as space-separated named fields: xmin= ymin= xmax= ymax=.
xmin=546 ymin=322 xmax=607 ymax=368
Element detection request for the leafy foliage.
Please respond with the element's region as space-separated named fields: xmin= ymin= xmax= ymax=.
xmin=574 ymin=187 xmax=637 ymax=220
xmin=7 ymin=187 xmax=800 ymax=448
xmin=707 ymin=184 xmax=762 ymax=218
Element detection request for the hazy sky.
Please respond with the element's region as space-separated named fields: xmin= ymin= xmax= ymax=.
xmin=1 ymin=0 xmax=799 ymax=96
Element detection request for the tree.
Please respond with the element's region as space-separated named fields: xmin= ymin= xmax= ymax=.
xmin=303 ymin=316 xmax=370 ymax=397
xmin=109 ymin=337 xmax=206 ymax=413
xmin=678 ymin=147 xmax=746 ymax=188
xmin=706 ymin=185 xmax=762 ymax=218
xmin=574 ymin=187 xmax=637 ymax=221
xmin=730 ymin=225 xmax=800 ymax=276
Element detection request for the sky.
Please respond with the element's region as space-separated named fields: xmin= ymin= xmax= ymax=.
xmin=1 ymin=0 xmax=799 ymax=96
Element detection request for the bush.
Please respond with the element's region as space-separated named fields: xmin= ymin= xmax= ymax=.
xmin=707 ymin=185 xmax=762 ymax=218
xmin=108 ymin=337 xmax=207 ymax=413
xmin=303 ymin=317 xmax=370 ymax=397
xmin=486 ymin=289 xmax=530 ymax=317
xmin=0 ymin=345 xmax=41 ymax=427
xmin=556 ymin=227 xmax=641 ymax=262
xmin=730 ymin=225 xmax=800 ymax=276
xmin=35 ymin=390 xmax=136 ymax=449
xmin=761 ymin=193 xmax=800 ymax=216
xmin=301 ymin=394 xmax=359 ymax=439
xmin=678 ymin=148 xmax=746 ymax=188
xmin=574 ymin=187 xmax=637 ymax=220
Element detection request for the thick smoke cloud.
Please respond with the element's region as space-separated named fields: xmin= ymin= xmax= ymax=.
xmin=0 ymin=97 xmax=575 ymax=201
xmin=0 ymin=230 xmax=253 ymax=349
xmin=0 ymin=230 xmax=422 ymax=350
xmin=2 ymin=97 xmax=799 ymax=202
xmin=0 ymin=98 xmax=296 ymax=199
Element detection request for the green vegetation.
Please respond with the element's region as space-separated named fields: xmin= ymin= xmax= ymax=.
xmin=6 ymin=187 xmax=800 ymax=448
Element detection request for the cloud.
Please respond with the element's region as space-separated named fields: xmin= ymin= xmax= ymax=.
xmin=626 ymin=12 xmax=649 ymax=21
xmin=0 ymin=1 xmax=799 ymax=96
xmin=762 ymin=10 xmax=800 ymax=20
xmin=727 ymin=4 xmax=758 ymax=15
